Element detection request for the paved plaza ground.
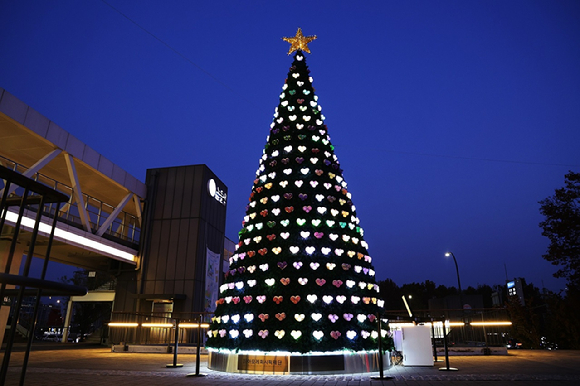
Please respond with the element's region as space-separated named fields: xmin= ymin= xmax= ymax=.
xmin=2 ymin=343 xmax=580 ymax=385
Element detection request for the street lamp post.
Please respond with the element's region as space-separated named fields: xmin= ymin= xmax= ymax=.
xmin=445 ymin=252 xmax=462 ymax=296
xmin=439 ymin=251 xmax=462 ymax=372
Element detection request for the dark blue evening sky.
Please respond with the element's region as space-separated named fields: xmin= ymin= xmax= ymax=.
xmin=1 ymin=0 xmax=579 ymax=292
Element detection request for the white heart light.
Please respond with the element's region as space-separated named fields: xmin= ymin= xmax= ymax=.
xmin=312 ymin=331 xmax=324 ymax=340
xmin=311 ymin=313 xmax=322 ymax=321
xmin=307 ymin=294 xmax=318 ymax=303
xmin=294 ymin=314 xmax=305 ymax=322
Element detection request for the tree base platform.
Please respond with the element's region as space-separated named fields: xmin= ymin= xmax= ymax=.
xmin=208 ymin=350 xmax=390 ymax=374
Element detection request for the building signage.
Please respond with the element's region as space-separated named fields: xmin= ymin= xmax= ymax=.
xmin=238 ymin=354 xmax=289 ymax=373
xmin=207 ymin=178 xmax=227 ymax=205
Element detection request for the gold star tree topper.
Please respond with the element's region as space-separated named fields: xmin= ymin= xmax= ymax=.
xmin=283 ymin=28 xmax=317 ymax=54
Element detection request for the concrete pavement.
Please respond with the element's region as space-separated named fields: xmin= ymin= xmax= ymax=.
xmin=3 ymin=343 xmax=580 ymax=385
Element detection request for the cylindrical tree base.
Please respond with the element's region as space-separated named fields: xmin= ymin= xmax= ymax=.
xmin=208 ymin=350 xmax=390 ymax=375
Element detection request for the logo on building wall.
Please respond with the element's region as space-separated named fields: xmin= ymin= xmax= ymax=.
xmin=207 ymin=178 xmax=227 ymax=205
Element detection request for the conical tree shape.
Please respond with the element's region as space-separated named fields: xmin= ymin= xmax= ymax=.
xmin=207 ymin=51 xmax=384 ymax=354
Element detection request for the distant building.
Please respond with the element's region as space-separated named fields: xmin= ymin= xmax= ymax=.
xmin=506 ymin=278 xmax=525 ymax=306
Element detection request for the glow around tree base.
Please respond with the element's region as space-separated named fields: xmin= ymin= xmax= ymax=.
xmin=207 ymin=347 xmax=380 ymax=356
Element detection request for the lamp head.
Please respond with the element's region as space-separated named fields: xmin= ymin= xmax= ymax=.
xmin=445 ymin=252 xmax=451 ymax=257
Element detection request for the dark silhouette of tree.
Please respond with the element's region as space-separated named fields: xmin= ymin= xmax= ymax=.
xmin=539 ymin=171 xmax=580 ymax=289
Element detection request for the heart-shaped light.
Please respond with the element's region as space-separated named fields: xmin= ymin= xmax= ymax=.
xmin=283 ymin=168 xmax=292 ymax=175
xmin=247 ymin=279 xmax=257 ymax=287
xmin=244 ymin=313 xmax=254 ymax=322
xmin=293 ymin=261 xmax=303 ymax=269
xmin=271 ymin=208 xmax=281 ymax=216
xmin=258 ymin=330 xmax=269 ymax=339
xmin=259 ymin=263 xmax=268 ymax=271
xmin=279 ymin=180 xmax=288 ymax=188
xmin=302 ymin=206 xmax=312 ymax=213
xmin=343 ymin=313 xmax=354 ymax=321
xmin=290 ymin=246 xmax=299 ymax=254
xmin=357 ymin=314 xmax=366 ymax=323
xmin=294 ymin=314 xmax=305 ymax=322
xmin=290 ymin=330 xmax=302 ymax=340
xmin=310 ymin=262 xmax=319 ymax=270
xmin=351 ymin=296 xmax=360 ymax=304
xmin=272 ymin=247 xmax=282 ymax=255
xmin=257 ymin=295 xmax=266 ymax=303
xmin=346 ymin=280 xmax=356 ymax=288
xmin=331 ymin=209 xmax=339 ymax=217
xmin=265 ymin=278 xmax=275 ymax=286
xmin=295 ymin=180 xmax=303 ymax=187
xmin=330 ymin=331 xmax=341 ymax=339
xmin=275 ymin=330 xmax=285 ymax=339
xmin=229 ymin=330 xmax=239 ymax=338
xmin=329 ymin=233 xmax=338 ymax=241
xmin=321 ymin=247 xmax=331 ymax=255
xmin=298 ymin=277 xmax=308 ymax=285
xmin=322 ymin=295 xmax=333 ymax=304
xmin=335 ymin=249 xmax=344 ymax=256
xmin=311 ymin=219 xmax=321 ymax=227
xmin=291 ymin=296 xmax=301 ymax=304
xmin=289 ymin=115 xmax=297 ymax=121
xmin=296 ymin=123 xmax=304 ymax=130
xmin=328 ymin=314 xmax=339 ymax=323
xmin=292 ymin=73 xmax=300 ymax=78
xmin=243 ymin=329 xmax=253 ymax=338
xmin=310 ymin=181 xmax=319 ymax=188
xmin=307 ymin=294 xmax=317 ymax=303
xmin=324 ymin=183 xmax=332 ymax=189
xmin=311 ymin=313 xmax=322 ymax=321
xmin=312 ymin=331 xmax=324 ymax=340
xmin=300 ymin=231 xmax=310 ymax=238
xmin=280 ymin=219 xmax=290 ymax=227
xmin=280 ymin=232 xmax=290 ymax=239
xmin=336 ymin=295 xmax=347 ymax=304
xmin=247 ymin=265 xmax=256 ymax=273
xmin=361 ymin=330 xmax=370 ymax=339
xmin=284 ymin=145 xmax=292 ymax=153
xmin=326 ymin=220 xmax=335 ymax=227
xmin=326 ymin=263 xmax=336 ymax=270
xmin=317 ymin=207 xmax=327 ymax=214
xmin=305 ymin=246 xmax=316 ymax=255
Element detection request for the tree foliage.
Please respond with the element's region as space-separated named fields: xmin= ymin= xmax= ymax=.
xmin=539 ymin=171 xmax=580 ymax=288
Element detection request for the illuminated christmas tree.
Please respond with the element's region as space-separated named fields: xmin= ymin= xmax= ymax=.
xmin=207 ymin=29 xmax=385 ymax=357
